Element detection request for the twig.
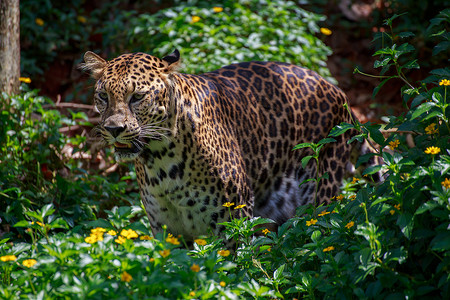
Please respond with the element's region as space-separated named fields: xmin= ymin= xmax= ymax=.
xmin=43 ymin=102 xmax=94 ymax=110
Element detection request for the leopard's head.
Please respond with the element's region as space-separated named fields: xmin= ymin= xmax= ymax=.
xmin=82 ymin=50 xmax=180 ymax=161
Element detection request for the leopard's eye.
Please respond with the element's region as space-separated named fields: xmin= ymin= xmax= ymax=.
xmin=98 ymin=91 xmax=108 ymax=101
xmin=130 ymin=93 xmax=145 ymax=104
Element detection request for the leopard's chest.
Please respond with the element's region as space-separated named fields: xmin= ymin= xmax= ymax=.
xmin=134 ymin=141 xmax=228 ymax=239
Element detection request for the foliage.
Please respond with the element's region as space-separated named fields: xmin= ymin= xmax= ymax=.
xmin=126 ymin=0 xmax=334 ymax=81
xmin=2 ymin=8 xmax=450 ymax=300
xmin=20 ymin=0 xmax=125 ymax=77
xmin=0 ymin=85 xmax=140 ymax=237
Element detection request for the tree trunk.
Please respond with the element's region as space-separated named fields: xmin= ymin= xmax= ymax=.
xmin=0 ymin=0 xmax=20 ymax=97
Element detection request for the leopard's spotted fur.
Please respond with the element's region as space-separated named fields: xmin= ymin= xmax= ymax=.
xmin=83 ymin=50 xmax=356 ymax=241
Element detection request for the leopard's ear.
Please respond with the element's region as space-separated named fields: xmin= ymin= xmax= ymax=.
xmin=80 ymin=51 xmax=107 ymax=79
xmin=161 ymin=49 xmax=180 ymax=72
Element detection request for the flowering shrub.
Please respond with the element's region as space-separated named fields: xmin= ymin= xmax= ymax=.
xmin=1 ymin=8 xmax=449 ymax=300
xmin=126 ymin=0 xmax=334 ymax=81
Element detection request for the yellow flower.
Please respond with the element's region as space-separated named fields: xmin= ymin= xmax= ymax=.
xmin=213 ymin=7 xmax=223 ymax=13
xmin=19 ymin=77 xmax=31 ymax=83
xmin=336 ymin=194 xmax=344 ymax=201
xmin=191 ymin=16 xmax=201 ymax=23
xmin=234 ymin=204 xmax=246 ymax=209
xmin=267 ymin=247 xmax=271 ymax=252
xmin=85 ymin=235 xmax=97 ymax=244
xmin=121 ymin=271 xmax=132 ymax=282
xmin=140 ymin=235 xmax=152 ymax=240
xmin=120 ymin=229 xmax=138 ymax=239
xmin=394 ymin=204 xmax=401 ymax=210
xmin=159 ymin=249 xmax=171 ymax=258
xmin=320 ymin=27 xmax=332 ymax=36
xmin=351 ymin=177 xmax=361 ymax=184
xmin=318 ymin=210 xmax=330 ymax=217
xmin=388 ymin=139 xmax=400 ymax=150
xmin=345 ymin=221 xmax=354 ymax=229
xmin=306 ymin=219 xmax=318 ymax=226
xmin=91 ymin=227 xmax=106 ymax=234
xmin=425 ymin=123 xmax=438 ymax=135
xmin=115 ymin=236 xmax=126 ymax=244
xmin=442 ymin=178 xmax=450 ymax=189
xmin=194 ymin=238 xmax=207 ymax=246
xmin=390 ymin=210 xmax=396 ymax=215
xmin=400 ymin=173 xmax=410 ymax=181
xmin=223 ymin=202 xmax=234 ymax=208
xmin=189 ymin=291 xmax=196 ymax=297
xmin=424 ymin=146 xmax=441 ymax=155
xmin=323 ymin=246 xmax=335 ymax=252
xmin=88 ymin=231 xmax=104 ymax=242
xmin=107 ymin=230 xmax=117 ymax=236
xmin=35 ymin=18 xmax=44 ymax=26
xmin=149 ymin=258 xmax=155 ymax=263
xmin=77 ymin=16 xmax=87 ymax=23
xmin=190 ymin=263 xmax=200 ymax=272
xmin=166 ymin=235 xmax=180 ymax=245
xmin=349 ymin=195 xmax=356 ymax=201
xmin=262 ymin=228 xmax=270 ymax=235
xmin=220 ymin=281 xmax=226 ymax=287
xmin=218 ymin=249 xmax=230 ymax=257
xmin=439 ymin=79 xmax=450 ymax=86
xmin=22 ymin=259 xmax=37 ymax=268
xmin=0 ymin=255 xmax=17 ymax=262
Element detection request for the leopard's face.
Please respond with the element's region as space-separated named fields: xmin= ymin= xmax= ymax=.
xmin=85 ymin=51 xmax=179 ymax=161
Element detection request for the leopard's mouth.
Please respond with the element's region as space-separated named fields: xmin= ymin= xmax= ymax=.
xmin=113 ymin=141 xmax=141 ymax=154
xmin=114 ymin=142 xmax=131 ymax=149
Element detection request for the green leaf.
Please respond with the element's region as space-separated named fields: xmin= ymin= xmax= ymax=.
xmin=317 ymin=137 xmax=336 ymax=145
xmin=318 ymin=172 xmax=329 ymax=181
xmin=373 ymin=47 xmax=393 ymax=56
xmin=415 ymin=202 xmax=439 ymax=215
xmin=293 ymin=143 xmax=313 ymax=150
xmin=397 ymin=213 xmax=414 ymax=240
xmin=383 ymin=13 xmax=408 ymax=26
xmin=311 ymin=230 xmax=322 ymax=242
xmin=329 ymin=122 xmax=354 ymax=137
xmin=398 ymin=32 xmax=415 ymax=38
xmin=85 ymin=219 xmax=114 ymax=229
xmin=13 ymin=220 xmax=31 ymax=228
xmin=431 ymin=92 xmax=443 ymax=103
xmin=374 ymin=57 xmax=391 ymax=68
xmin=403 ymin=59 xmax=419 ymax=69
xmin=370 ymin=196 xmax=388 ymax=207
xmin=430 ymin=68 xmax=450 ymax=77
xmin=431 ymin=232 xmax=450 ymax=251
xmin=301 ymin=155 xmax=313 ymax=168
xmin=411 ymin=102 xmax=437 ymax=120
xmin=420 ymin=110 xmax=442 ymax=122
xmin=433 ymin=41 xmax=450 ymax=56
xmin=366 ymin=124 xmax=385 ymax=145
xmin=348 ymin=134 xmax=365 ymax=144
xmin=298 ymin=178 xmax=315 ymax=187
xmin=273 ymin=264 xmax=286 ymax=281
xmin=363 ymin=165 xmax=383 ymax=176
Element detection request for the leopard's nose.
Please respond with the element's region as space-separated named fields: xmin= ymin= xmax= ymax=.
xmin=104 ymin=125 xmax=126 ymax=137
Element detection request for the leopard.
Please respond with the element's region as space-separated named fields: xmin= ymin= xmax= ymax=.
xmin=82 ymin=49 xmax=359 ymax=241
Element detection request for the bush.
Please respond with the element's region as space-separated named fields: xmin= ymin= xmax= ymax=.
xmin=1 ymin=9 xmax=449 ymax=300
xmin=20 ymin=0 xmax=126 ymax=77
xmin=126 ymin=0 xmax=334 ymax=81
xmin=0 ymin=85 xmax=140 ymax=236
